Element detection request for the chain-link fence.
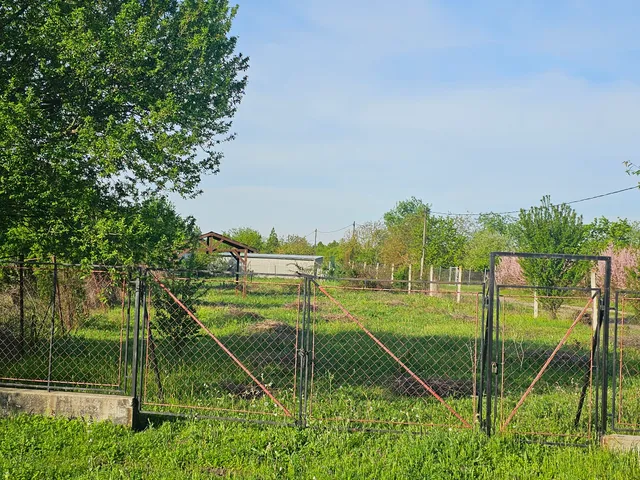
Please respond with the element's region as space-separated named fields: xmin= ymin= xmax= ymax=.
xmin=136 ymin=271 xmax=485 ymax=432
xmin=2 ymin=256 xmax=631 ymax=443
xmin=308 ymin=279 xmax=483 ymax=432
xmin=494 ymin=287 xmax=599 ymax=444
xmin=0 ymin=261 xmax=131 ymax=393
xmin=612 ymin=290 xmax=640 ymax=433
xmin=140 ymin=271 xmax=302 ymax=424
xmin=322 ymin=264 xmax=486 ymax=287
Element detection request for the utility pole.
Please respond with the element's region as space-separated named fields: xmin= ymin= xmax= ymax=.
xmin=314 ymin=229 xmax=318 ymax=255
xmin=352 ymin=221 xmax=356 ymax=239
xmin=419 ymin=207 xmax=427 ymax=280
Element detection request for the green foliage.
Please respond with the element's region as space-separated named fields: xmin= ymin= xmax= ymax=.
xmin=516 ymin=196 xmax=591 ymax=318
xmin=383 ymin=197 xmax=429 ymax=228
xmin=625 ymin=160 xmax=640 ymax=179
xmin=1 ymin=415 xmax=639 ymax=479
xmin=152 ymin=257 xmax=205 ymax=353
xmin=223 ymin=227 xmax=264 ymax=252
xmin=264 ymin=227 xmax=280 ymax=253
xmin=464 ymin=229 xmax=512 ymax=271
xmin=352 ymin=221 xmax=387 ymax=264
xmin=316 ymin=241 xmax=342 ymax=275
xmin=478 ymin=213 xmax=518 ymax=238
xmin=91 ymin=196 xmax=200 ymax=267
xmin=277 ymin=235 xmax=314 ymax=255
xmin=0 ymin=0 xmax=248 ymax=262
xmin=381 ymin=199 xmax=465 ymax=269
xmin=586 ymin=217 xmax=636 ymax=253
xmin=153 ymin=277 xmax=203 ymax=353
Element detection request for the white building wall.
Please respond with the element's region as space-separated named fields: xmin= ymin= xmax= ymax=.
xmin=245 ymin=258 xmax=318 ymax=276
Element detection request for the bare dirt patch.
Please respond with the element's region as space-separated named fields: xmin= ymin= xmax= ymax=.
xmin=227 ymin=308 xmax=264 ymax=322
xmin=246 ymin=320 xmax=296 ymax=341
xmin=392 ymin=375 xmax=474 ymax=398
xmin=283 ymin=301 xmax=320 ymax=312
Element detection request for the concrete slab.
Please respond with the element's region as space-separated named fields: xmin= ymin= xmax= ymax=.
xmin=602 ymin=434 xmax=640 ymax=453
xmin=0 ymin=387 xmax=134 ymax=427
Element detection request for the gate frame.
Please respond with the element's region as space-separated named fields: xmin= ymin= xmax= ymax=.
xmin=611 ymin=289 xmax=640 ymax=433
xmin=133 ymin=269 xmax=301 ymax=426
xmin=483 ymin=252 xmax=612 ymax=439
xmin=305 ymin=273 xmax=483 ymax=432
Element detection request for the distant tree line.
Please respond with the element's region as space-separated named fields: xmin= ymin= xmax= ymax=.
xmin=223 ymin=195 xmax=640 ymax=278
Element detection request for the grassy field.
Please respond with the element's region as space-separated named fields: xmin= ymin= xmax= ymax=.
xmin=1 ymin=414 xmax=639 ymax=479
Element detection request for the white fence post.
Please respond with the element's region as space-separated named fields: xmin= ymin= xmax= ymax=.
xmin=429 ymin=265 xmax=436 ymax=297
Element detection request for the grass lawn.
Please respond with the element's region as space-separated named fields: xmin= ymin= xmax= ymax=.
xmin=0 ymin=414 xmax=638 ymax=479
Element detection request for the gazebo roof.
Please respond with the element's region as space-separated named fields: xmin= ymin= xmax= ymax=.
xmin=199 ymin=231 xmax=257 ymax=253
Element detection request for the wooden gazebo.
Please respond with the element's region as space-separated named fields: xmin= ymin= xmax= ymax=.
xmin=198 ymin=231 xmax=257 ymax=283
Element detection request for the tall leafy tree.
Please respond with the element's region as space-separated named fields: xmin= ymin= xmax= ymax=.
xmin=516 ymin=196 xmax=591 ymax=318
xmin=477 ymin=213 xmax=518 ymax=239
xmin=463 ymin=229 xmax=511 ymax=271
xmin=586 ymin=217 xmax=635 ymax=252
xmin=264 ymin=227 xmax=280 ymax=253
xmin=381 ymin=198 xmax=465 ymax=269
xmin=224 ymin=227 xmax=264 ymax=252
xmin=0 ymin=0 xmax=248 ymax=261
xmin=277 ymin=235 xmax=314 ymax=255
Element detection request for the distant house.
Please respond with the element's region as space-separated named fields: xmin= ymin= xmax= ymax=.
xmin=219 ymin=253 xmax=323 ymax=277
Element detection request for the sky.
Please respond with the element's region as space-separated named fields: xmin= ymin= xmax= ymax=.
xmin=172 ymin=0 xmax=640 ymax=243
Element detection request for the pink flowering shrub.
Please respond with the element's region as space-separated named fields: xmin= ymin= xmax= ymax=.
xmin=495 ymin=256 xmax=525 ymax=285
xmin=597 ymin=244 xmax=639 ymax=290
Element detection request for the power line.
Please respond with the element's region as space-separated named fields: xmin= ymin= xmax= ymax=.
xmin=318 ymin=224 xmax=353 ymax=234
xmin=431 ymin=185 xmax=639 ymax=217
xmin=307 ymin=184 xmax=639 ymax=235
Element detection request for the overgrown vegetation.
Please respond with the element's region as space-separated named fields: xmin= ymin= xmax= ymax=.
xmin=1 ymin=415 xmax=638 ymax=479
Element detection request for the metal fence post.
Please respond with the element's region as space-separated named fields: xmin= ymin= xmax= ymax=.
xmin=18 ymin=255 xmax=25 ymax=355
xmin=123 ymin=271 xmax=132 ymax=394
xmin=297 ymin=276 xmax=313 ymax=427
xmin=611 ymin=291 xmax=620 ymax=431
xmin=600 ymin=258 xmax=612 ymax=436
xmin=131 ymin=270 xmax=143 ymax=404
xmin=46 ymin=258 xmax=58 ymax=392
xmin=483 ymin=253 xmax=496 ymax=436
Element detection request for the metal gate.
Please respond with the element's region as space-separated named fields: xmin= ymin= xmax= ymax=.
xmin=483 ymin=252 xmax=612 ymax=445
xmin=136 ymin=270 xmax=301 ymax=425
xmin=611 ymin=290 xmax=640 ymax=433
xmin=306 ymin=275 xmax=483 ymax=432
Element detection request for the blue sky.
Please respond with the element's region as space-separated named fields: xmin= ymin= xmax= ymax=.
xmin=172 ymin=0 xmax=640 ymax=242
